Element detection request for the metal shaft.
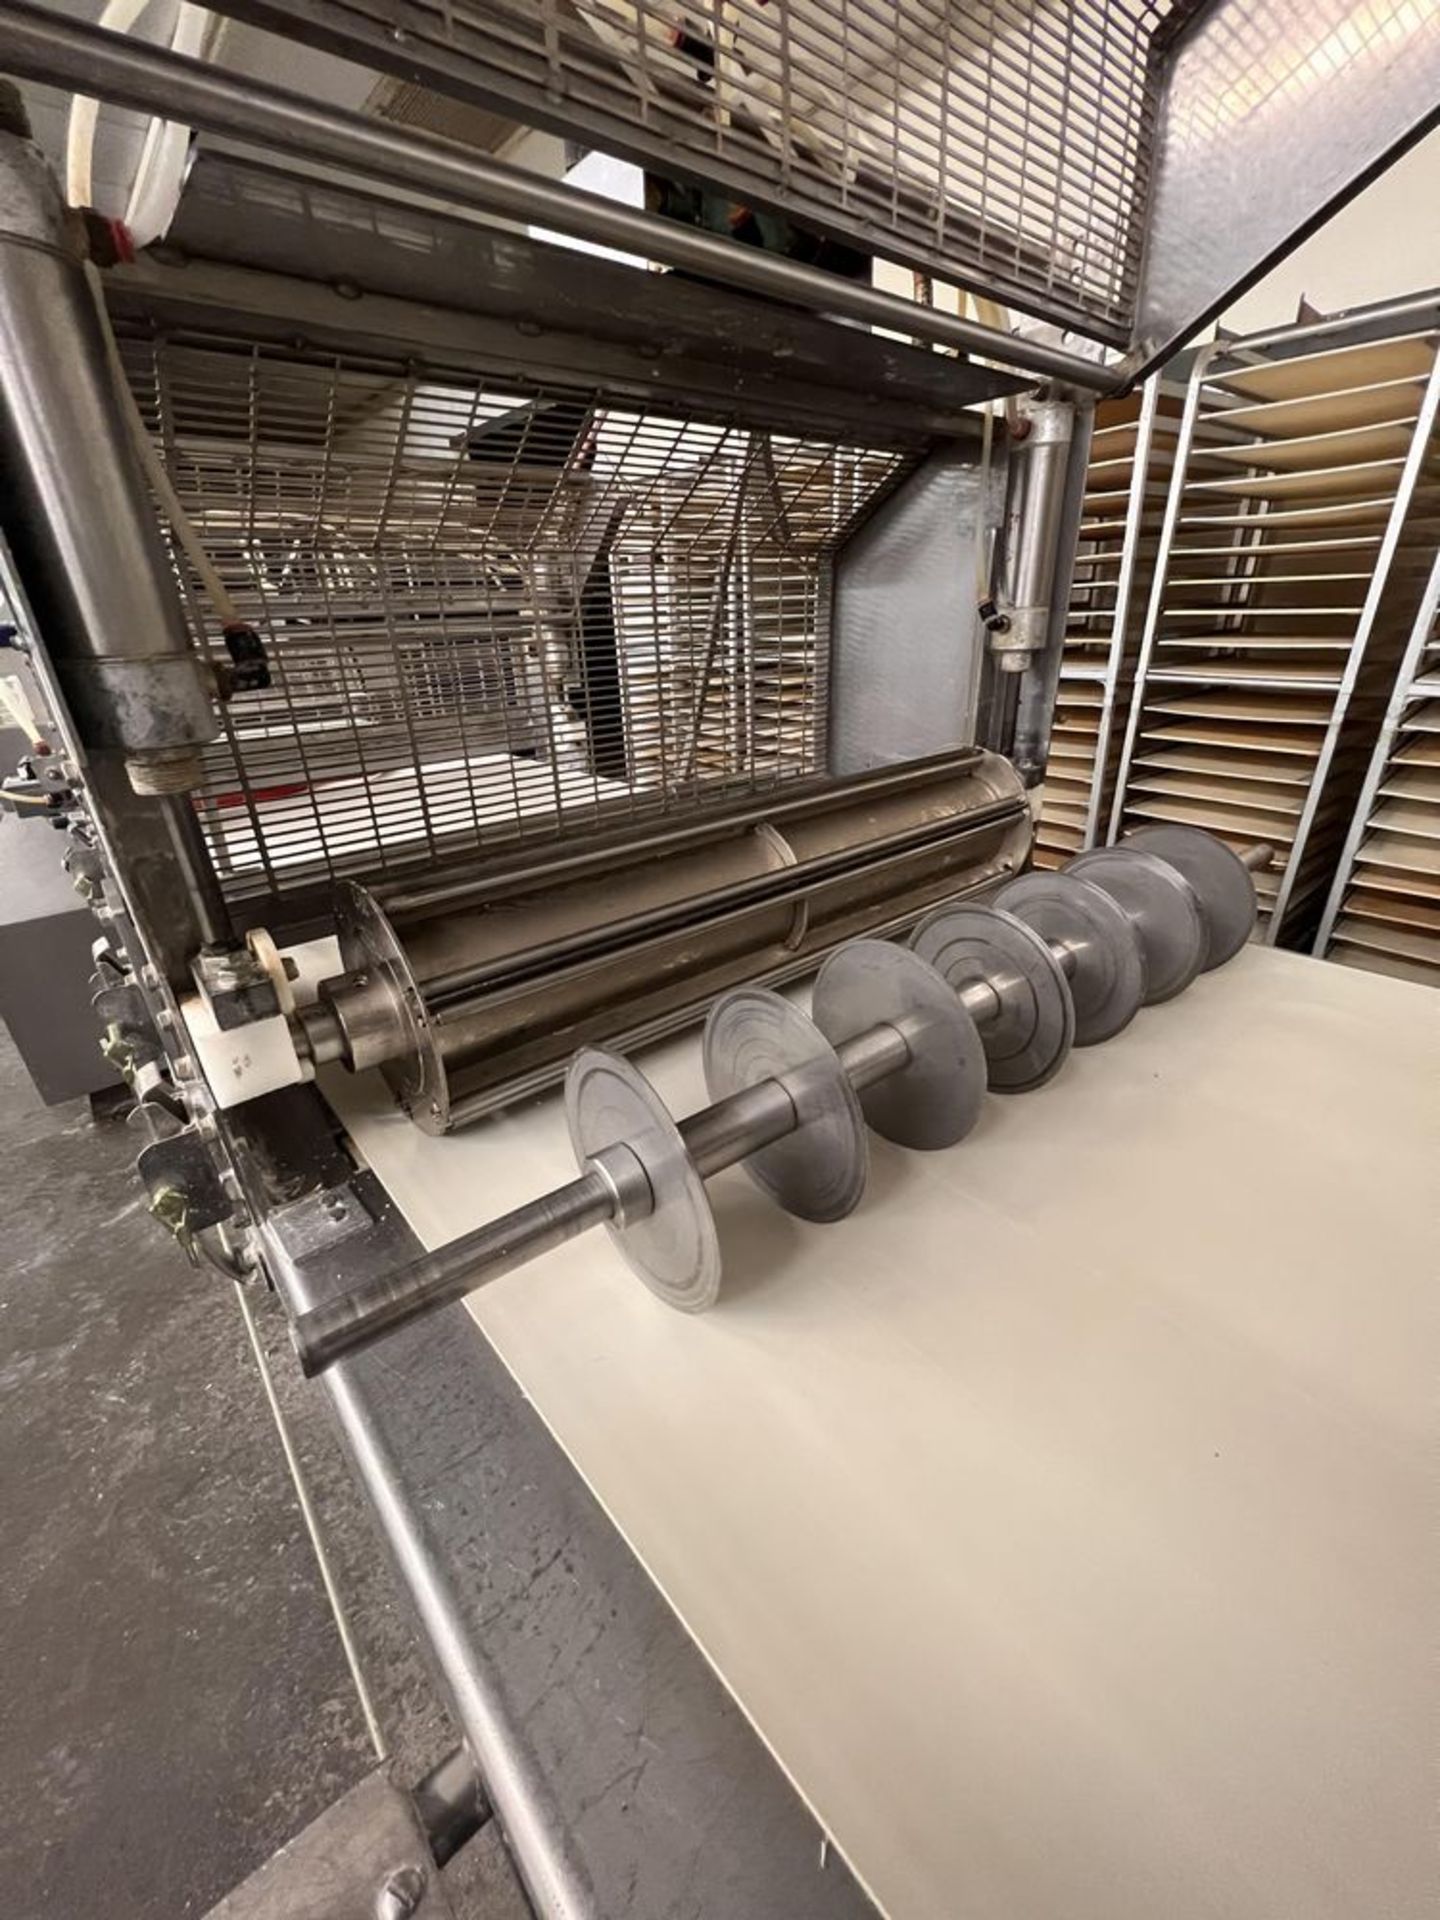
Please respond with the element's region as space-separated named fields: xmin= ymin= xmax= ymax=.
xmin=835 ymin=1024 xmax=913 ymax=1090
xmin=680 ymin=1079 xmax=799 ymax=1180
xmin=294 ymin=1169 xmax=618 ymax=1376
xmin=159 ymin=794 xmax=234 ymax=950
xmin=291 ymin=1016 xmax=917 ymax=1375
xmin=0 ymin=3 xmax=1117 ymax=394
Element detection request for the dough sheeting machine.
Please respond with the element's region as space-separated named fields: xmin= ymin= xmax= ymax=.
xmin=0 ymin=3 xmax=1436 ymax=1914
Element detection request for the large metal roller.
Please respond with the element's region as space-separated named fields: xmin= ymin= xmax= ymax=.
xmin=290 ymin=834 xmax=1271 ymax=1376
xmin=293 ymin=751 xmax=1032 ymax=1132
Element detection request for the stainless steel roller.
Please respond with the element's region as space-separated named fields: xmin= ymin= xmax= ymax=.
xmin=292 ymin=750 xmax=1033 ymax=1131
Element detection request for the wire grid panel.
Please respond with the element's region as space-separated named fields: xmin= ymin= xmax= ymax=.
xmin=270 ymin=0 xmax=1179 ymax=340
xmin=119 ymin=329 xmax=912 ymax=901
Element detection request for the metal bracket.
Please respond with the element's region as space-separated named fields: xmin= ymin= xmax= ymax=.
xmin=137 ymin=1128 xmax=233 ymax=1264
xmin=203 ymin=1764 xmax=458 ymax=1920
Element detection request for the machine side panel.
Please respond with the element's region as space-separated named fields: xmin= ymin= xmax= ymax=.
xmin=827 ymin=449 xmax=994 ymax=777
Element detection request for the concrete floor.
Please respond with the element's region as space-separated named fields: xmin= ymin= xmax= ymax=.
xmin=0 ymin=1030 xmax=527 ymax=1916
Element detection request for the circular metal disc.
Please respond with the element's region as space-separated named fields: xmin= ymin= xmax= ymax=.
xmin=1068 ymin=847 xmax=1206 ymax=1003
xmin=995 ymin=871 xmax=1146 ymax=1046
xmin=811 ymin=940 xmax=986 ymax=1150
xmin=703 ymin=990 xmax=867 ymax=1222
xmin=910 ymin=903 xmax=1075 ymax=1093
xmin=566 ymin=1047 xmax=720 ymax=1312
xmin=1124 ymin=825 xmax=1256 ymax=968
xmin=335 ymin=881 xmax=450 ymax=1134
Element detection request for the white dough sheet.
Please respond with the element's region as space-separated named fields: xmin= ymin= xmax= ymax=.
xmin=318 ymin=946 xmax=1439 ymax=1920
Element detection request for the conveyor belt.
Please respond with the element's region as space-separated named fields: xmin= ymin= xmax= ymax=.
xmin=317 ymin=946 xmax=1438 ymax=1920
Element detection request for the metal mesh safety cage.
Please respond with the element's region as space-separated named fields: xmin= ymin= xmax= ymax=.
xmin=116 ymin=323 xmax=920 ymax=906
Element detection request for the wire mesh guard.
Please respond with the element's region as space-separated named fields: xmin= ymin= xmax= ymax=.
xmin=119 ymin=330 xmax=913 ymax=903
xmin=296 ymin=0 xmax=1179 ymax=341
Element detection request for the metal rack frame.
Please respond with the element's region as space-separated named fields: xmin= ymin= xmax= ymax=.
xmin=1034 ymin=375 xmax=1181 ymax=865
xmin=1313 ymin=548 xmax=1440 ymax=978
xmin=1083 ymin=383 xmax=1169 ymax=847
xmin=1108 ymin=297 xmax=1440 ymax=945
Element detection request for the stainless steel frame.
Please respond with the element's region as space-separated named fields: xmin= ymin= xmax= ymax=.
xmin=1032 ymin=400 xmax=1141 ymax=863
xmin=102 ymin=282 xmax=1018 ymax=940
xmin=1266 ymin=357 xmax=1440 ymax=939
xmin=6 ymin=3 xmax=1438 ymax=381
xmin=1106 ymin=348 xmax=1213 ymax=832
xmin=1034 ymin=374 xmax=1188 ymax=866
xmin=34 ymin=0 xmax=1436 ymax=379
xmin=187 ymin=0 xmax=1181 ymax=347
xmin=0 ymin=94 xmax=1022 ymax=1907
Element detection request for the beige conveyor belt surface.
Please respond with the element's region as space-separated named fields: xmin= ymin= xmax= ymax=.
xmin=319 ymin=947 xmax=1438 ymax=1920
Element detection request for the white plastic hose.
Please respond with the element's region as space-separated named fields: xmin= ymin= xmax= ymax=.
xmin=65 ymin=0 xmax=157 ymax=211
xmin=124 ymin=3 xmax=210 ymax=248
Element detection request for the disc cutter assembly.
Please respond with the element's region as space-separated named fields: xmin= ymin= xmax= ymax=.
xmin=293 ymin=829 xmax=1271 ymax=1374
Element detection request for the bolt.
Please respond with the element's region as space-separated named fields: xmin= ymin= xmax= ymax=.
xmin=375 ymin=1863 xmax=427 ymax=1919
xmin=99 ymin=1022 xmax=139 ymax=1075
xmin=149 ymin=1185 xmax=187 ymax=1231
